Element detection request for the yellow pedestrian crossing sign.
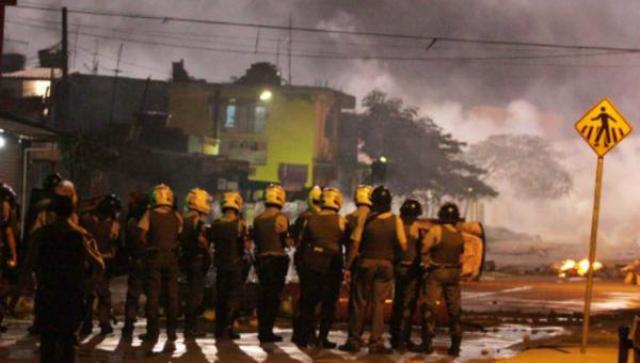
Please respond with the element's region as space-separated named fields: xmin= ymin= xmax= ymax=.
xmin=575 ymin=98 xmax=633 ymax=157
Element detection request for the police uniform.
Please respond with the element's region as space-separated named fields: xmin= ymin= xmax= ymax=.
xmin=139 ymin=205 xmax=183 ymax=341
xmin=290 ymin=186 xmax=322 ymax=344
xmin=80 ymin=213 xmax=120 ymax=334
xmin=211 ymin=214 xmax=248 ymax=339
xmin=33 ymin=195 xmax=104 ymax=363
xmin=0 ymin=184 xmax=18 ymax=330
xmin=344 ymin=211 xmax=407 ymax=352
xmin=23 ymin=180 xmax=79 ymax=336
xmin=421 ymin=223 xmax=465 ymax=356
xmin=253 ymin=206 xmax=290 ymax=343
xmin=181 ymin=209 xmax=211 ymax=337
xmin=390 ymin=219 xmax=424 ymax=349
xmin=294 ymin=202 xmax=348 ymax=348
xmin=123 ymin=214 xmax=147 ymax=336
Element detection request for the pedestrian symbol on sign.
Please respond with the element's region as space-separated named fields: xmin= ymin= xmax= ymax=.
xmin=575 ymin=98 xmax=633 ymax=157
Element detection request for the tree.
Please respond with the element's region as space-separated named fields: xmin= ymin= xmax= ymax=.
xmin=59 ymin=132 xmax=118 ymax=197
xmin=356 ymin=90 xmax=497 ymax=198
xmin=466 ymin=134 xmax=572 ymax=199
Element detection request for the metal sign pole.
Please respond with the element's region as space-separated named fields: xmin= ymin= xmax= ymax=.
xmin=581 ymin=156 xmax=605 ymax=353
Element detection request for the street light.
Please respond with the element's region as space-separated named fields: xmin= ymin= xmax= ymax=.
xmin=379 ymin=155 xmax=388 ymax=163
xmin=259 ymin=89 xmax=273 ymax=102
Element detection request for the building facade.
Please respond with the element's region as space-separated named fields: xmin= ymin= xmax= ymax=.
xmin=168 ymin=63 xmax=356 ymax=195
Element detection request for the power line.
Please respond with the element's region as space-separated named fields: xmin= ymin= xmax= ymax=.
xmin=7 ymin=19 xmax=635 ymax=65
xmin=4 ymin=37 xmax=29 ymax=45
xmin=10 ymin=14 xmax=477 ymax=54
xmin=13 ymin=3 xmax=640 ymax=54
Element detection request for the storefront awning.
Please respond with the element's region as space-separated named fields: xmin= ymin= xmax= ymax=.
xmin=0 ymin=111 xmax=58 ymax=141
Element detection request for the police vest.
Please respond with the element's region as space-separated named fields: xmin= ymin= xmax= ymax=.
xmin=126 ymin=218 xmax=145 ymax=257
xmin=81 ymin=214 xmax=116 ymax=255
xmin=360 ymin=215 xmax=397 ymax=261
xmin=292 ymin=209 xmax=315 ymax=243
xmin=182 ymin=213 xmax=205 ymax=256
xmin=430 ymin=226 xmax=464 ymax=266
xmin=211 ymin=218 xmax=244 ymax=269
xmin=36 ymin=221 xmax=91 ymax=293
xmin=253 ymin=213 xmax=285 ymax=255
xmin=304 ymin=213 xmax=343 ymax=255
xmin=147 ymin=210 xmax=180 ymax=252
xmin=400 ymin=222 xmax=420 ymax=264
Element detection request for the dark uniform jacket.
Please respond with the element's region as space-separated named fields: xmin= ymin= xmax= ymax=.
xmin=80 ymin=214 xmax=120 ymax=259
xmin=347 ymin=212 xmax=407 ymax=269
xmin=299 ymin=211 xmax=348 ymax=273
xmin=181 ymin=211 xmax=209 ymax=258
xmin=33 ymin=221 xmax=95 ymax=333
xmin=253 ymin=210 xmax=289 ymax=256
xmin=421 ymin=224 xmax=465 ymax=267
xmin=210 ymin=216 xmax=247 ymax=270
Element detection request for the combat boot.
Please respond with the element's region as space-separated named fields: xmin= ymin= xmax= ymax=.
xmin=448 ymin=336 xmax=462 ymax=357
xmin=122 ymin=320 xmax=135 ymax=338
xmin=410 ymin=338 xmax=434 ymax=355
xmin=338 ymin=340 xmax=361 ymax=353
xmin=318 ymin=328 xmax=337 ymax=349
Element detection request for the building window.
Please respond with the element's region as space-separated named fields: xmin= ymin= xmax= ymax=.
xmin=225 ymin=104 xmax=237 ymax=129
xmin=254 ymin=105 xmax=267 ymax=133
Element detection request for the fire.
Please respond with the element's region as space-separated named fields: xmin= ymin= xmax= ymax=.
xmin=558 ymin=258 xmax=603 ymax=278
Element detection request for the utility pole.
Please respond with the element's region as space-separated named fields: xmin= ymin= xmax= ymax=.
xmin=91 ymin=39 xmax=99 ymax=75
xmin=56 ymin=6 xmax=69 ymax=129
xmin=108 ymin=43 xmax=123 ymax=124
xmin=62 ymin=7 xmax=68 ymax=82
xmin=288 ymin=15 xmax=292 ymax=85
xmin=0 ymin=1 xmax=17 ymax=84
xmin=275 ymin=38 xmax=281 ymax=69
xmin=72 ymin=25 xmax=79 ymax=71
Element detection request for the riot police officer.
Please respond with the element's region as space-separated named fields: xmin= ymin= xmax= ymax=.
xmin=341 ymin=186 xmax=407 ymax=354
xmin=291 ymin=185 xmax=322 ymax=245
xmin=347 ymin=185 xmax=372 ymax=231
xmin=252 ymin=184 xmax=290 ymax=344
xmin=25 ymin=173 xmax=63 ymax=235
xmin=343 ymin=185 xmax=372 ymax=335
xmin=290 ymin=185 xmax=322 ymax=344
xmin=32 ymin=192 xmax=104 ymax=363
xmin=211 ymin=191 xmax=248 ymax=340
xmin=0 ymin=182 xmax=18 ymax=332
xmin=24 ymin=179 xmax=79 ymax=336
xmin=293 ymin=187 xmax=349 ymax=349
xmin=80 ymin=194 xmax=122 ymax=335
xmin=138 ymin=184 xmax=183 ymax=342
xmin=122 ymin=192 xmax=150 ymax=337
xmin=181 ymin=188 xmax=212 ymax=338
xmin=421 ymin=202 xmax=465 ymax=357
xmin=390 ymin=199 xmax=426 ymax=351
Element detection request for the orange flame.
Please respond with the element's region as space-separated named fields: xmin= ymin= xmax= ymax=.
xmin=558 ymin=258 xmax=603 ymax=278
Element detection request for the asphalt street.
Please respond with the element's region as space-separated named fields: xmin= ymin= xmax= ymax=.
xmin=0 ymin=276 xmax=636 ymax=362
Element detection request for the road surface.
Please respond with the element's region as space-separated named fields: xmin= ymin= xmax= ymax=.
xmin=0 ymin=275 xmax=635 ymax=362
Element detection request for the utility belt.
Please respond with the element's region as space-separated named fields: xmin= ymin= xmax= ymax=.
xmin=398 ymin=260 xmax=418 ymax=267
xmin=255 ymin=251 xmax=287 ymax=258
xmin=427 ymin=262 xmax=462 ymax=270
xmin=302 ymin=243 xmax=340 ymax=273
xmin=359 ymin=254 xmax=394 ymax=263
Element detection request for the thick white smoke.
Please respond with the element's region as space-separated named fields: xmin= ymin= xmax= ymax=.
xmin=424 ymin=98 xmax=640 ymax=258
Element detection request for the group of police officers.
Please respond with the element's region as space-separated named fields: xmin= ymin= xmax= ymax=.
xmin=0 ymin=173 xmax=467 ymax=362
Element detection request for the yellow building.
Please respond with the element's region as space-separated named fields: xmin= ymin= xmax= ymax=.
xmin=168 ymin=63 xmax=355 ymax=194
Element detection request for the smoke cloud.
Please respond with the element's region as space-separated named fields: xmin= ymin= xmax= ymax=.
xmin=6 ymin=0 xmax=640 ymax=254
